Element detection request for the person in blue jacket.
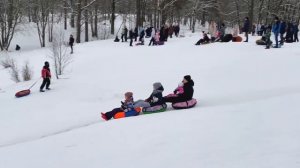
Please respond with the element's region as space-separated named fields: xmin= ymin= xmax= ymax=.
xmin=279 ymin=21 xmax=286 ymax=45
xmin=272 ymin=16 xmax=281 ymax=48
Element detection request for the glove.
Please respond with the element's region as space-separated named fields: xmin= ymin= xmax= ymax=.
xmin=153 ymin=96 xmax=159 ymax=103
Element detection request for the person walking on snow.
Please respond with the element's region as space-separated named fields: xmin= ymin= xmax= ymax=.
xmin=279 ymin=21 xmax=286 ymax=45
xmin=265 ymin=26 xmax=272 ymax=49
xmin=272 ymin=16 xmax=281 ymax=48
xmin=121 ymin=26 xmax=128 ymax=42
xmin=243 ymin=17 xmax=250 ymax=42
xmin=40 ymin=61 xmax=51 ymax=92
xmin=129 ymin=29 xmax=134 ymax=47
xmin=149 ymin=28 xmax=156 ymax=46
xmin=69 ymin=35 xmax=75 ymax=54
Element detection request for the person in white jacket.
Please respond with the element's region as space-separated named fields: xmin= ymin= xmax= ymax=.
xmin=148 ymin=28 xmax=156 ymax=46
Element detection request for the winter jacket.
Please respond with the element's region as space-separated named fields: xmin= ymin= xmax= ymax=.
xmin=151 ymin=28 xmax=156 ymax=38
xmin=219 ymin=26 xmax=226 ymax=37
xmin=146 ymin=85 xmax=165 ymax=107
xmin=69 ymin=37 xmax=74 ymax=45
xmin=177 ymin=80 xmax=194 ymax=101
xmin=294 ymin=25 xmax=299 ymax=33
xmin=168 ymin=26 xmax=174 ymax=35
xmin=272 ymin=21 xmax=281 ymax=35
xmin=41 ymin=66 xmax=51 ymax=79
xmin=129 ymin=30 xmax=134 ymax=39
xmin=243 ymin=19 xmax=250 ymax=32
xmin=280 ymin=22 xmax=286 ymax=34
xmin=121 ymin=99 xmax=135 ymax=112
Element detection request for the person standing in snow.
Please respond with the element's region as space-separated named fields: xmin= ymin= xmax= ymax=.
xmin=40 ymin=61 xmax=51 ymax=92
xmin=149 ymin=28 xmax=156 ymax=46
xmin=139 ymin=27 xmax=145 ymax=45
xmin=243 ymin=17 xmax=250 ymax=42
xmin=272 ymin=16 xmax=281 ymax=48
xmin=163 ymin=75 xmax=194 ymax=103
xmin=121 ymin=26 xmax=128 ymax=42
xmin=101 ymin=92 xmax=135 ymax=121
xmin=293 ymin=23 xmax=299 ymax=42
xmin=265 ymin=26 xmax=272 ymax=49
xmin=174 ymin=24 xmax=180 ymax=37
xmin=69 ymin=35 xmax=75 ymax=54
xmin=134 ymin=27 xmax=138 ymax=41
xmin=279 ymin=21 xmax=286 ymax=45
xmin=129 ymin=29 xmax=134 ymax=47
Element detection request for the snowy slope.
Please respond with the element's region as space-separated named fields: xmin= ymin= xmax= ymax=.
xmin=0 ymin=33 xmax=300 ymax=168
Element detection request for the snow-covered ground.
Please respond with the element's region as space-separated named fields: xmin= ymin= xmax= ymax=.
xmin=1 ymin=31 xmax=300 ymax=168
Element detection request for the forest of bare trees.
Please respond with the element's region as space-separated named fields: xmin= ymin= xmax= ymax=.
xmin=0 ymin=0 xmax=299 ymax=50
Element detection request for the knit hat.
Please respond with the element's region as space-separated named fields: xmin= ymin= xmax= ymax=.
xmin=125 ymin=92 xmax=133 ymax=98
xmin=184 ymin=75 xmax=191 ymax=82
xmin=44 ymin=61 xmax=49 ymax=67
xmin=153 ymin=82 xmax=163 ymax=90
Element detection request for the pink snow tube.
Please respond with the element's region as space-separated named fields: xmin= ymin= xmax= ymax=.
xmin=172 ymin=98 xmax=197 ymax=109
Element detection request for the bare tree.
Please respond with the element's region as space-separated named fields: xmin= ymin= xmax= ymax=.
xmin=49 ymin=27 xmax=73 ymax=79
xmin=0 ymin=0 xmax=23 ymax=51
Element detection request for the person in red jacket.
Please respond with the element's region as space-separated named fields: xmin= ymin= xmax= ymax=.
xmin=40 ymin=61 xmax=51 ymax=92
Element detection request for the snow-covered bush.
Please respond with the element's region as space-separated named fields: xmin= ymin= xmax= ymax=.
xmin=0 ymin=57 xmax=14 ymax=69
xmin=9 ymin=59 xmax=20 ymax=83
xmin=22 ymin=62 xmax=33 ymax=81
xmin=49 ymin=28 xmax=73 ymax=79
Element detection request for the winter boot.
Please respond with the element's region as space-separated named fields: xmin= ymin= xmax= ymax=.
xmin=101 ymin=113 xmax=108 ymax=121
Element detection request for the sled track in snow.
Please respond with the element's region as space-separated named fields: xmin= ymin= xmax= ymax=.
xmin=0 ymin=120 xmax=100 ymax=148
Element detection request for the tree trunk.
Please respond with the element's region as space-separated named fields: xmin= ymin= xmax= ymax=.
xmin=76 ymin=0 xmax=82 ymax=43
xmin=70 ymin=0 xmax=75 ymax=28
xmin=248 ymin=0 xmax=255 ymax=32
xmin=94 ymin=3 xmax=98 ymax=37
xmin=64 ymin=0 xmax=67 ymax=30
xmin=111 ymin=0 xmax=115 ymax=35
xmin=84 ymin=0 xmax=89 ymax=42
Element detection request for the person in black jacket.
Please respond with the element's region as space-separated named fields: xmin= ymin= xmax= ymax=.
xmin=69 ymin=35 xmax=75 ymax=54
xmin=294 ymin=23 xmax=299 ymax=42
xmin=243 ymin=17 xmax=250 ymax=42
xmin=163 ymin=75 xmax=194 ymax=103
xmin=129 ymin=29 xmax=134 ymax=46
xmin=145 ymin=82 xmax=165 ymax=107
xmin=279 ymin=21 xmax=286 ymax=45
xmin=134 ymin=27 xmax=138 ymax=41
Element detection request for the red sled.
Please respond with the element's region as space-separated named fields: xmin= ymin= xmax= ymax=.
xmin=15 ymin=89 xmax=31 ymax=98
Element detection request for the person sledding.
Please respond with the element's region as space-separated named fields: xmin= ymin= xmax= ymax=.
xmin=195 ymin=32 xmax=210 ymax=45
xmin=145 ymin=82 xmax=165 ymax=107
xmin=165 ymin=82 xmax=184 ymax=98
xmin=101 ymin=92 xmax=135 ymax=121
xmin=134 ymin=82 xmax=165 ymax=108
xmin=40 ymin=61 xmax=51 ymax=92
xmin=163 ymin=75 xmax=194 ymax=104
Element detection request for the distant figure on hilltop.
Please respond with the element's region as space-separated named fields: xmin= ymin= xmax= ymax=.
xmin=15 ymin=44 xmax=21 ymax=51
xmin=69 ymin=35 xmax=75 ymax=54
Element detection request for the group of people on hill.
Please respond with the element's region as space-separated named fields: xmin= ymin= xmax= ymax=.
xmin=101 ymin=75 xmax=194 ymax=121
xmin=115 ymin=23 xmax=180 ymax=46
xmin=255 ymin=17 xmax=299 ymax=49
xmin=194 ymin=16 xmax=299 ymax=50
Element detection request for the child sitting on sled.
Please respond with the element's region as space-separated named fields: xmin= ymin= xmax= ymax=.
xmin=166 ymin=82 xmax=184 ymax=98
xmin=101 ymin=92 xmax=134 ymax=121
